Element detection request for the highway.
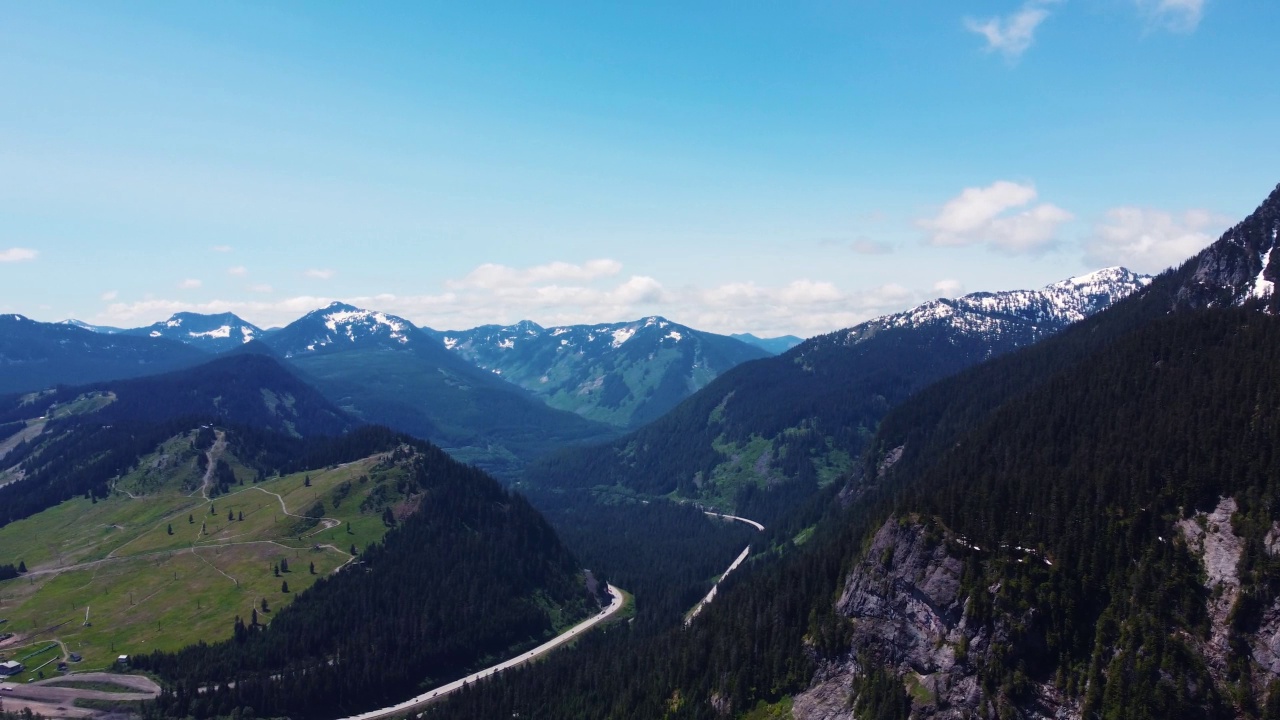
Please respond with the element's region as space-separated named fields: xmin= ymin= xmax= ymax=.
xmin=337 ymin=583 xmax=626 ymax=720
xmin=685 ymin=511 xmax=766 ymax=625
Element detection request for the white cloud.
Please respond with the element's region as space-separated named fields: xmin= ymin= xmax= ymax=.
xmin=851 ymin=238 xmax=893 ymax=255
xmin=0 ymin=248 xmax=38 ymax=263
xmin=94 ymin=259 xmax=943 ymax=340
xmin=100 ymin=290 xmax=118 ymax=301
xmin=1083 ymin=207 xmax=1226 ymax=273
xmin=448 ymin=259 xmax=622 ymax=289
xmin=919 ymin=180 xmax=1072 ymax=254
xmin=933 ymin=279 xmax=965 ymax=297
xmin=212 ymin=245 xmax=232 ymax=253
xmin=1136 ymin=0 xmax=1204 ymax=32
xmin=965 ymin=0 xmax=1060 ymax=60
xmin=228 ymin=266 xmax=248 ymax=277
xmin=178 ymin=278 xmax=202 ymax=289
xmin=305 ymin=268 xmax=335 ymax=280
xmin=97 ymin=296 xmax=337 ymax=327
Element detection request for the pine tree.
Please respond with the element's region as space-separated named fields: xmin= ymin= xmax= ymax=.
xmin=261 ymin=598 xmax=269 ymax=613
xmin=281 ymin=580 xmax=289 ymax=593
xmin=280 ymin=558 xmax=289 ymax=573
xmin=228 ymin=509 xmax=234 ymax=521
xmin=273 ymin=565 xmax=280 ymax=577
xmin=238 ymin=511 xmax=244 ymax=521
xmin=17 ymin=560 xmax=25 ymax=573
xmin=350 ymin=544 xmax=357 ymax=555
xmin=251 ymin=607 xmax=259 ymax=627
xmin=309 ymin=561 xmax=316 ymax=575
xmin=167 ymin=524 xmax=173 ymax=535
xmin=304 ymin=475 xmax=311 ymax=487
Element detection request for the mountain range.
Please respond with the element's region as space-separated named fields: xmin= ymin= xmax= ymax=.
xmin=424 ymin=184 xmax=1280 ymax=720
xmin=520 ymin=266 xmax=1151 ymax=517
xmin=428 ymin=316 xmax=772 ymax=428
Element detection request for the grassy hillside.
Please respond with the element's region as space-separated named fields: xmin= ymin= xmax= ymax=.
xmin=0 ymin=428 xmax=421 ymax=682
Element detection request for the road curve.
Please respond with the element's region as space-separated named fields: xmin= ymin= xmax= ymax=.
xmin=685 ymin=512 xmax=765 ymax=625
xmin=336 ymin=584 xmax=626 ymax=720
xmin=703 ymin=511 xmax=765 ymax=532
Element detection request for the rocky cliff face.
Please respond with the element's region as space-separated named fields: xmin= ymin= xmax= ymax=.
xmin=794 ymin=518 xmax=1077 ymax=719
xmin=1174 ymin=183 xmax=1280 ymax=312
xmin=797 ymin=508 xmax=1280 ymax=719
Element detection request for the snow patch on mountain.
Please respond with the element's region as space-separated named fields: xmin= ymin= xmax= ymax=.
xmin=322 ymin=308 xmax=410 ymax=344
xmin=189 ymin=325 xmax=233 ymax=340
xmin=1251 ymin=244 xmax=1276 ymax=300
xmin=611 ymin=327 xmax=636 ymax=348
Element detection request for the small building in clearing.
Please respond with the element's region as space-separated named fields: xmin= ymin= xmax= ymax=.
xmin=0 ymin=661 xmax=23 ymax=676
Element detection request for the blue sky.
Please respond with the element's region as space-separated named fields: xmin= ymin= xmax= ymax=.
xmin=2 ymin=0 xmax=1277 ymax=336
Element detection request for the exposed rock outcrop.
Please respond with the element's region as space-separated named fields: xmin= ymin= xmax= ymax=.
xmin=794 ymin=518 xmax=1077 ymax=720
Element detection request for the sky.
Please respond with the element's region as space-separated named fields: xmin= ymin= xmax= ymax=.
xmin=2 ymin=0 xmax=1278 ymax=338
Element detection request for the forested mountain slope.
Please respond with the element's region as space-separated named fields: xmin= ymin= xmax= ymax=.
xmin=262 ymin=302 xmax=614 ymax=475
xmin=521 ymin=268 xmax=1148 ymax=517
xmin=430 ymin=316 xmax=770 ymax=428
xmin=136 ymin=433 xmax=599 ymax=720
xmin=0 ymin=352 xmax=353 ymax=526
xmin=428 ymin=184 xmax=1280 ymax=719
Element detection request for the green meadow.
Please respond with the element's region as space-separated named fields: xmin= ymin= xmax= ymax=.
xmin=0 ymin=429 xmax=419 ymax=680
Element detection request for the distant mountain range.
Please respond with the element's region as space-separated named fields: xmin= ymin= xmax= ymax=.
xmin=23 ymin=307 xmax=783 ymax=469
xmin=0 ymin=313 xmax=206 ymax=394
xmin=429 ymin=317 xmax=771 ymax=428
xmin=730 ymin=332 xmax=804 ymax=354
xmin=521 ymin=267 xmax=1151 ymax=518
xmin=13 ymin=267 xmax=1148 ymax=481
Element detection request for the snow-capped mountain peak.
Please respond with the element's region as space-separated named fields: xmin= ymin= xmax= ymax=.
xmin=121 ymin=312 xmax=262 ymax=352
xmin=834 ymin=267 xmax=1152 ymax=348
xmin=266 ymin=303 xmax=421 ymax=357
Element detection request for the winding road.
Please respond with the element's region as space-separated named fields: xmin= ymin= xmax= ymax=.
xmin=685 ymin=511 xmax=765 ymax=625
xmin=337 ymin=584 xmax=626 ymax=720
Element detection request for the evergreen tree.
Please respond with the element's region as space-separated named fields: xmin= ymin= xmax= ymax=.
xmin=281 ymin=580 xmax=289 ymax=593
xmin=304 ymin=475 xmax=310 ymax=487
xmin=309 ymin=562 xmax=315 ymax=575
xmin=17 ymin=560 xmax=25 ymax=573
xmin=238 ymin=511 xmax=244 ymax=521
xmin=167 ymin=524 xmax=173 ymax=535
xmin=280 ymin=558 xmax=289 ymax=573
xmin=188 ymin=514 xmax=194 ymax=523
